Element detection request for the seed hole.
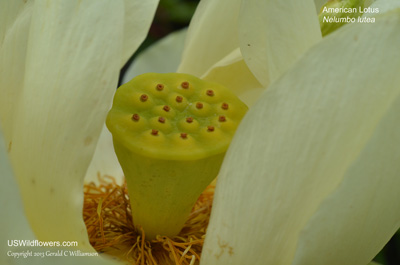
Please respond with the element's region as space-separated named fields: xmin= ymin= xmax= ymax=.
xmin=151 ymin=129 xmax=159 ymax=136
xmin=206 ymin=90 xmax=214 ymax=96
xmin=196 ymin=102 xmax=203 ymax=109
xmin=180 ymin=133 xmax=188 ymax=139
xmin=140 ymin=94 xmax=148 ymax=102
xmin=221 ymin=103 xmax=229 ymax=110
xmin=186 ymin=117 xmax=193 ymax=123
xmin=181 ymin=82 xmax=189 ymax=89
xmin=163 ymin=105 xmax=170 ymax=112
xmin=156 ymin=84 xmax=164 ymax=91
xmin=207 ymin=126 xmax=215 ymax=132
xmin=132 ymin=114 xmax=140 ymax=121
xmin=158 ymin=117 xmax=165 ymax=123
xmin=176 ymin=96 xmax=183 ymax=103
xmin=219 ymin=116 xmax=226 ymax=122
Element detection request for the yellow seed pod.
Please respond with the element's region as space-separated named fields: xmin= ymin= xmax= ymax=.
xmin=106 ymin=73 xmax=247 ymax=239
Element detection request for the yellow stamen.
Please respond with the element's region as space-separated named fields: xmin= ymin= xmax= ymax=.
xmin=83 ymin=174 xmax=214 ymax=264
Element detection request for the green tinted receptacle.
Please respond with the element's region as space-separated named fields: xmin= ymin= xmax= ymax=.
xmin=106 ymin=73 xmax=247 ymax=239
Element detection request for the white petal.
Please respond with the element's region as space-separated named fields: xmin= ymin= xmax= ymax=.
xmin=177 ymin=0 xmax=242 ymax=77
xmin=314 ymin=0 xmax=326 ymax=12
xmin=122 ymin=28 xmax=187 ymax=84
xmin=0 ymin=128 xmax=122 ymax=265
xmin=0 ymin=127 xmax=36 ymax=247
xmin=0 ymin=0 xmax=33 ymax=142
xmin=85 ymin=124 xmax=124 ymax=185
xmin=121 ymin=0 xmax=159 ymax=67
xmin=0 ymin=0 xmax=30 ymax=48
xmin=201 ymin=11 xmax=400 ymax=265
xmin=9 ymin=0 xmax=124 ymax=246
xmin=239 ymin=0 xmax=322 ymax=87
xmin=201 ymin=48 xmax=263 ymax=107
xmin=292 ymin=97 xmax=400 ymax=265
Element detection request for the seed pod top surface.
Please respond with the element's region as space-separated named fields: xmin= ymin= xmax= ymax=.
xmin=106 ymin=73 xmax=248 ymax=160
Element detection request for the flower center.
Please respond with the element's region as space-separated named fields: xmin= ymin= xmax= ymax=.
xmin=105 ymin=73 xmax=247 ymax=240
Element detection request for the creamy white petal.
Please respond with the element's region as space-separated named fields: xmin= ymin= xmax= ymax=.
xmin=201 ymin=48 xmax=263 ymax=107
xmin=0 ymin=0 xmax=33 ymax=142
xmin=201 ymin=11 xmax=400 ymax=265
xmin=0 ymin=0 xmax=29 ymax=46
xmin=121 ymin=0 xmax=159 ymax=67
xmin=9 ymin=0 xmax=124 ymax=247
xmin=292 ymin=97 xmax=400 ymax=265
xmin=0 ymin=127 xmax=122 ymax=265
xmin=0 ymin=127 xmax=36 ymax=253
xmin=177 ymin=0 xmax=241 ymax=77
xmin=314 ymin=0 xmax=326 ymax=12
xmin=122 ymin=28 xmax=187 ymax=84
xmin=238 ymin=0 xmax=322 ymax=87
xmin=84 ymin=124 xmax=124 ymax=185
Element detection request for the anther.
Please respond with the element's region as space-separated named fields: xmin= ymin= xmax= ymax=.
xmin=140 ymin=94 xmax=148 ymax=102
xmin=196 ymin=102 xmax=203 ymax=109
xmin=186 ymin=117 xmax=193 ymax=123
xmin=180 ymin=133 xmax=188 ymax=139
xmin=158 ymin=117 xmax=165 ymax=123
xmin=207 ymin=126 xmax=215 ymax=132
xmin=151 ymin=129 xmax=159 ymax=136
xmin=132 ymin=114 xmax=140 ymax=121
xmin=181 ymin=81 xmax=189 ymax=89
xmin=206 ymin=90 xmax=214 ymax=96
xmin=156 ymin=84 xmax=164 ymax=91
xmin=176 ymin=96 xmax=183 ymax=103
xmin=163 ymin=105 xmax=170 ymax=112
xmin=218 ymin=116 xmax=226 ymax=122
xmin=221 ymin=103 xmax=229 ymax=110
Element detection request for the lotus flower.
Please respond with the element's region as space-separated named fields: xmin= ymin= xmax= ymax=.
xmin=1 ymin=0 xmax=399 ymax=265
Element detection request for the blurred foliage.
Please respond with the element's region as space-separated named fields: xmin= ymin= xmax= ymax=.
xmin=157 ymin=0 xmax=199 ymax=28
xmin=119 ymin=2 xmax=400 ymax=263
xmin=120 ymin=0 xmax=199 ymax=83
xmin=145 ymin=0 xmax=199 ymax=44
xmin=374 ymin=232 xmax=400 ymax=265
